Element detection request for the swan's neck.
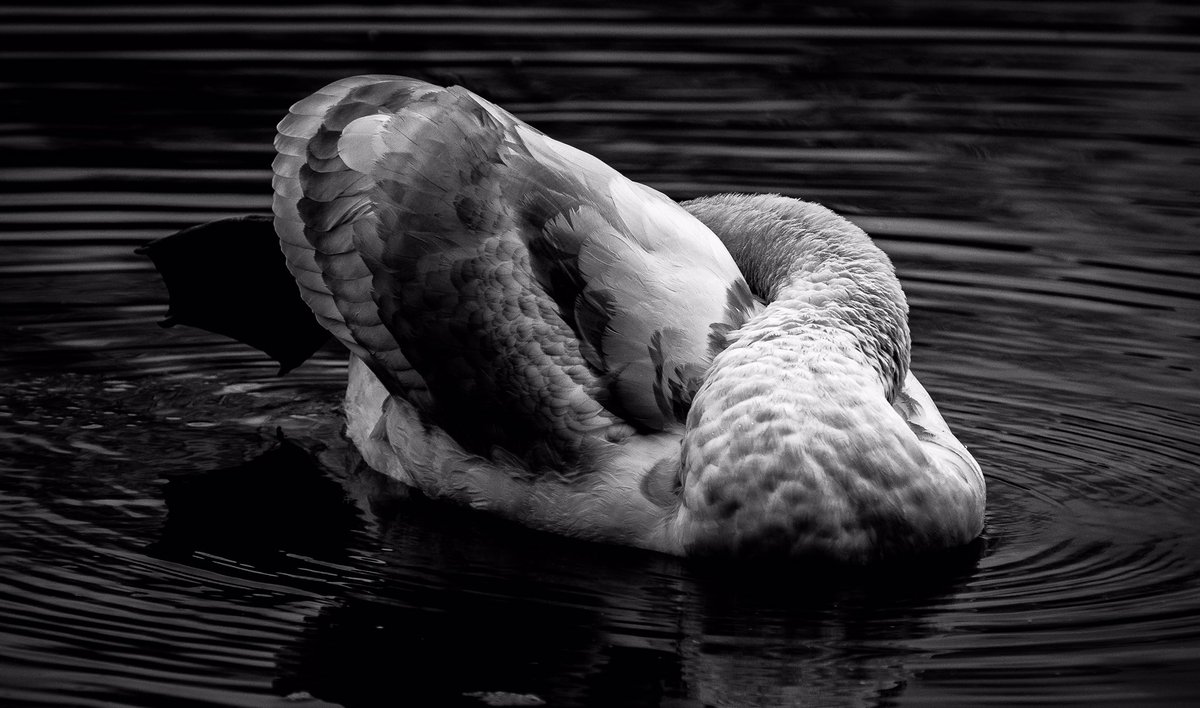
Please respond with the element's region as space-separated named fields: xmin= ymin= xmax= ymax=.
xmin=673 ymin=195 xmax=969 ymax=561
xmin=684 ymin=194 xmax=910 ymax=399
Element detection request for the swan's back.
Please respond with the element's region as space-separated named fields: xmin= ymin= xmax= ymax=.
xmin=272 ymin=75 xmax=757 ymax=466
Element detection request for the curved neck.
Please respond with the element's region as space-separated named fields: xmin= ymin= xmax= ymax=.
xmin=671 ymin=195 xmax=964 ymax=560
xmin=683 ymin=193 xmax=910 ymax=399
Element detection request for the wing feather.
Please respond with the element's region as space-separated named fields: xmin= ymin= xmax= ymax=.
xmin=273 ymin=76 xmax=434 ymax=406
xmin=276 ymin=75 xmax=757 ymax=464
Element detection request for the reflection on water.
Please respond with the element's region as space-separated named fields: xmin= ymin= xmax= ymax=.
xmin=2 ymin=1 xmax=1199 ymax=706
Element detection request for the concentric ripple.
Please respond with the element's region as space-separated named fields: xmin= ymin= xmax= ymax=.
xmin=2 ymin=0 xmax=1200 ymax=706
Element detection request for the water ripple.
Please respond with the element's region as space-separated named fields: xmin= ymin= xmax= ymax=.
xmin=2 ymin=1 xmax=1199 ymax=705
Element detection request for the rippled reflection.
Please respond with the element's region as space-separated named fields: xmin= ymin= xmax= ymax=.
xmin=2 ymin=0 xmax=1199 ymax=705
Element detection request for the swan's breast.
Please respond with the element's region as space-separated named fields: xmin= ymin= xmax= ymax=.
xmin=676 ymin=309 xmax=984 ymax=561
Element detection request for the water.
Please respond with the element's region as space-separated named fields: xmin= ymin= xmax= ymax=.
xmin=2 ymin=1 xmax=1199 ymax=705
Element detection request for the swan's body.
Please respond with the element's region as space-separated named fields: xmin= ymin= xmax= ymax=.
xmin=264 ymin=75 xmax=984 ymax=561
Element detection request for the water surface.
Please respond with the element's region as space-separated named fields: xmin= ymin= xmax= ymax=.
xmin=2 ymin=1 xmax=1199 ymax=706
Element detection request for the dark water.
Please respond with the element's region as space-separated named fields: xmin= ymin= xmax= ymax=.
xmin=3 ymin=1 xmax=1199 ymax=706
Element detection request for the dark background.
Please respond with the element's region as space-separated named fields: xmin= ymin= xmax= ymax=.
xmin=2 ymin=2 xmax=1199 ymax=706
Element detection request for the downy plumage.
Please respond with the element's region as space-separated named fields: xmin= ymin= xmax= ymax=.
xmin=151 ymin=75 xmax=986 ymax=562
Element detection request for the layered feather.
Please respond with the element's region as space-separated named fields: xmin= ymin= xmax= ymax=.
xmin=275 ymin=76 xmax=756 ymax=467
xmin=270 ymin=75 xmax=985 ymax=560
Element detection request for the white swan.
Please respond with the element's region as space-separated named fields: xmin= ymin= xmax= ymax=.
xmin=253 ymin=74 xmax=984 ymax=562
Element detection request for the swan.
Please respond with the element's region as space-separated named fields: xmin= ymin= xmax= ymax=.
xmin=145 ymin=75 xmax=985 ymax=562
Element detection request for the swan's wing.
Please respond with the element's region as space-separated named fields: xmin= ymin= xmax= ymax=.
xmin=274 ymin=75 xmax=435 ymax=406
xmin=276 ymin=76 xmax=756 ymax=462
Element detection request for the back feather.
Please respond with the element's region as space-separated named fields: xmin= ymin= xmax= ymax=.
xmin=275 ymin=76 xmax=757 ymax=466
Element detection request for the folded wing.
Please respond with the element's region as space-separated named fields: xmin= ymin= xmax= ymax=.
xmin=274 ymin=76 xmax=756 ymax=466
